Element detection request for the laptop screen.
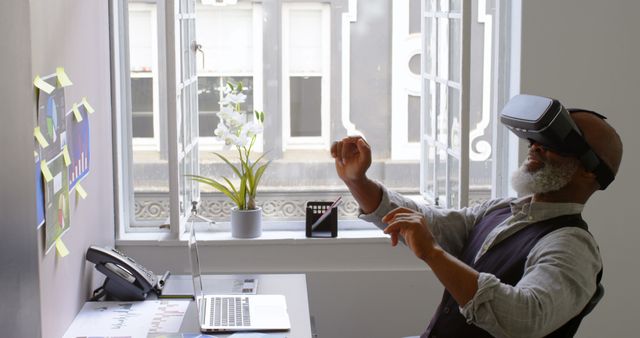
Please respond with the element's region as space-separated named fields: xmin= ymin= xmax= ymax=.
xmin=187 ymin=226 xmax=205 ymax=325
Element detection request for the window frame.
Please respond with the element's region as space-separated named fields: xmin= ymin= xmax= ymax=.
xmin=195 ymin=2 xmax=264 ymax=152
xmin=128 ymin=2 xmax=162 ymax=151
xmin=113 ymin=0 xmax=516 ymax=238
xmin=281 ymin=2 xmax=331 ymax=151
xmin=420 ymin=0 xmax=470 ymax=208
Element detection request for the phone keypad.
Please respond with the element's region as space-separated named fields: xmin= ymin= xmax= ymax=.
xmin=110 ymin=248 xmax=156 ymax=285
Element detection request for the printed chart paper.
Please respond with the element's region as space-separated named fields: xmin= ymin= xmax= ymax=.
xmin=65 ymin=103 xmax=90 ymax=189
xmin=44 ymin=152 xmax=70 ymax=253
xmin=63 ymin=300 xmax=189 ymax=338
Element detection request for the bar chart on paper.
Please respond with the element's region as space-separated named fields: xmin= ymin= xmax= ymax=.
xmin=63 ymin=300 xmax=190 ymax=338
xmin=149 ymin=300 xmax=192 ymax=334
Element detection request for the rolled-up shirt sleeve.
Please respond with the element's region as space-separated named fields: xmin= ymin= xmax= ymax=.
xmin=459 ymin=227 xmax=602 ymax=338
xmin=358 ymin=183 xmax=507 ymax=257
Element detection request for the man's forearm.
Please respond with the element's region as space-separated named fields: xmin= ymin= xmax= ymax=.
xmin=423 ymin=247 xmax=479 ymax=307
xmin=345 ymin=177 xmax=383 ymax=214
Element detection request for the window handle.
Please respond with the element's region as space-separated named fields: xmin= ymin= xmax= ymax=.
xmin=193 ymin=42 xmax=205 ymax=70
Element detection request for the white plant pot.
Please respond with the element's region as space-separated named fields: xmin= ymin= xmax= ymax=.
xmin=231 ymin=207 xmax=262 ymax=238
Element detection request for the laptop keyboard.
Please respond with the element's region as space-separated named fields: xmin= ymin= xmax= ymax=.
xmin=210 ymin=296 xmax=251 ymax=327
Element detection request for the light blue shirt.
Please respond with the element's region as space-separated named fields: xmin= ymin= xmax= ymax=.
xmin=360 ymin=185 xmax=602 ymax=338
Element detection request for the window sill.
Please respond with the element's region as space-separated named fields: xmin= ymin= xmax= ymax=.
xmin=116 ymin=228 xmax=390 ymax=248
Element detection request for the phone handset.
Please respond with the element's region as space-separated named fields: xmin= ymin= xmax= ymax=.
xmin=86 ymin=246 xmax=158 ymax=301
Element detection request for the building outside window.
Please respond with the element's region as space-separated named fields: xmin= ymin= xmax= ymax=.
xmin=115 ymin=0 xmax=507 ymax=234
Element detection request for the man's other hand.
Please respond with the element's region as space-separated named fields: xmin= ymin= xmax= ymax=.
xmin=330 ymin=136 xmax=372 ymax=184
xmin=382 ymin=207 xmax=439 ymax=262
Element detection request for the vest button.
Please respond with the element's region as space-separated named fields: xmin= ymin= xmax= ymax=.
xmin=443 ymin=306 xmax=450 ymax=314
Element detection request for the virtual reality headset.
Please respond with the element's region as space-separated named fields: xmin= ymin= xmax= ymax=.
xmin=500 ymin=94 xmax=614 ymax=190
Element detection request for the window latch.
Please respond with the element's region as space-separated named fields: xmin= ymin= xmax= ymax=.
xmin=193 ymin=42 xmax=205 ymax=70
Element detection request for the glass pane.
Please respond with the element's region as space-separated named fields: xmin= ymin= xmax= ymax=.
xmin=447 ymin=154 xmax=459 ymax=207
xmin=450 ymin=18 xmax=461 ymax=84
xmin=177 ymin=92 xmax=184 ymax=152
xmin=185 ymin=85 xmax=192 ymax=144
xmin=189 ymin=18 xmax=197 ymax=78
xmin=290 ymin=76 xmax=322 ymax=137
xmin=437 ymin=0 xmax=449 ymax=12
xmin=448 ymin=86 xmax=460 ymax=151
xmin=131 ymin=77 xmax=154 ymax=138
xmin=425 ymin=0 xmax=433 ymax=12
xmin=436 ymin=18 xmax=449 ymax=78
xmin=436 ymin=83 xmax=448 ymax=144
xmin=409 ymin=0 xmax=421 ymax=34
xmin=196 ymin=6 xmax=253 ymax=74
xmin=198 ymin=76 xmax=254 ymax=137
xmin=289 ymin=9 xmax=322 ymax=73
xmin=128 ymin=1 xmax=169 ymax=224
xmin=182 ymin=22 xmax=189 ymax=82
xmin=436 ymin=147 xmax=447 ymax=205
xmin=408 ymin=95 xmax=420 ymax=143
xmin=450 ymin=0 xmax=461 ymax=13
xmin=132 ymin=113 xmax=154 ymax=138
xmin=424 ymin=17 xmax=434 ymax=75
xmin=424 ymin=143 xmax=436 ymax=193
xmin=424 ymin=80 xmax=435 ymax=137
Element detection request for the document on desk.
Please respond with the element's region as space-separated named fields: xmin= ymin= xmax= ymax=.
xmin=63 ymin=300 xmax=190 ymax=338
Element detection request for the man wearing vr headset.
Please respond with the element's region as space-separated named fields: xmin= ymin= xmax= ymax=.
xmin=331 ymin=94 xmax=622 ymax=338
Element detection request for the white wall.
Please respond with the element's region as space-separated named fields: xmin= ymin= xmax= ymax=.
xmin=518 ymin=1 xmax=640 ymax=336
xmin=30 ymin=1 xmax=114 ymax=337
xmin=0 ymin=1 xmax=41 ymax=337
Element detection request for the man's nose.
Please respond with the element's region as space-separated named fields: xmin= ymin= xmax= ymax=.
xmin=529 ymin=141 xmax=544 ymax=152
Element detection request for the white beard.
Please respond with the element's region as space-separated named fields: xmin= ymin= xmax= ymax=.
xmin=511 ymin=159 xmax=579 ymax=195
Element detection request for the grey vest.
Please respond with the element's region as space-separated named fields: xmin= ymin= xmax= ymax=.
xmin=422 ymin=206 xmax=601 ymax=338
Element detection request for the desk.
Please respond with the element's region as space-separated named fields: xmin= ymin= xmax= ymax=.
xmin=65 ymin=274 xmax=311 ymax=338
xmin=175 ymin=274 xmax=311 ymax=338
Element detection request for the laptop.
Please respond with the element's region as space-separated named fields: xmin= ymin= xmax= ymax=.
xmin=187 ymin=226 xmax=291 ymax=333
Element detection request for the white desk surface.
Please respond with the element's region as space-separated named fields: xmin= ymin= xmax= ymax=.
xmin=176 ymin=273 xmax=312 ymax=338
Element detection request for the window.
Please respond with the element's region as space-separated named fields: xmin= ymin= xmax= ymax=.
xmin=282 ymin=3 xmax=330 ymax=150
xmin=112 ymin=0 xmax=509 ymax=235
xmin=129 ymin=2 xmax=160 ymax=150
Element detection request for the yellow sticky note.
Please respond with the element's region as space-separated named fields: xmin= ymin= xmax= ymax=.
xmin=72 ymin=103 xmax=83 ymax=122
xmin=34 ymin=127 xmax=49 ymax=148
xmin=56 ymin=67 xmax=73 ymax=87
xmin=81 ymin=97 xmax=95 ymax=114
xmin=55 ymin=238 xmax=70 ymax=257
xmin=33 ymin=75 xmax=55 ymax=94
xmin=76 ymin=183 xmax=87 ymax=199
xmin=62 ymin=146 xmax=71 ymax=166
xmin=41 ymin=160 xmax=53 ymax=182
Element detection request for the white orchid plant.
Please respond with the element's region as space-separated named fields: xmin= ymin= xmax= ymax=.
xmin=188 ymin=81 xmax=269 ymax=210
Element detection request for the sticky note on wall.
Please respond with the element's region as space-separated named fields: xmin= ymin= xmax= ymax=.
xmin=34 ymin=127 xmax=49 ymax=148
xmin=55 ymin=238 xmax=69 ymax=257
xmin=72 ymin=103 xmax=83 ymax=122
xmin=81 ymin=97 xmax=95 ymax=114
xmin=56 ymin=67 xmax=73 ymax=87
xmin=75 ymin=183 xmax=87 ymax=199
xmin=41 ymin=160 xmax=53 ymax=182
xmin=62 ymin=146 xmax=71 ymax=166
xmin=33 ymin=75 xmax=55 ymax=94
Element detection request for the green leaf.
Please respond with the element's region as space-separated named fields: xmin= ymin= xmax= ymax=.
xmin=221 ymin=176 xmax=238 ymax=195
xmin=239 ymin=175 xmax=247 ymax=209
xmin=186 ymin=175 xmax=241 ymax=206
xmin=227 ymin=82 xmax=234 ymax=91
xmin=237 ymin=81 xmax=243 ymax=92
xmin=249 ymin=151 xmax=269 ymax=171
xmin=252 ymin=161 xmax=271 ymax=195
xmin=260 ymin=111 xmax=265 ymax=123
xmin=213 ymin=152 xmax=242 ymax=178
